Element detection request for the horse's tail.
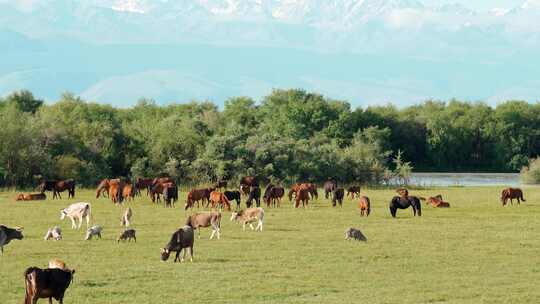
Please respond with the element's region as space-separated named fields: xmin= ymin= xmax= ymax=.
xmin=520 ymin=191 xmax=526 ymax=202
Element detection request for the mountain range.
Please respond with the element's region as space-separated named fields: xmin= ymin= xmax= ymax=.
xmin=0 ymin=0 xmax=539 ymax=107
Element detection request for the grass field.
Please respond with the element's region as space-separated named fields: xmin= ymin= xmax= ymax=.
xmin=1 ymin=187 xmax=539 ymax=304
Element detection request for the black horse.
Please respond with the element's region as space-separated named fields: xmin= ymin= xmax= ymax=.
xmin=389 ymin=196 xmax=422 ymax=218
xmin=332 ymin=188 xmax=345 ymax=207
xmin=246 ymin=186 xmax=261 ymax=208
xmin=324 ymin=179 xmax=337 ymax=199
xmin=224 ymin=190 xmax=241 ymax=209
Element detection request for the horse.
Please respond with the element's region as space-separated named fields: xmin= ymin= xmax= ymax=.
xmin=185 ymin=188 xmax=211 ymax=210
xmin=501 ymin=188 xmax=526 ymax=206
xmin=38 ymin=179 xmax=75 ymax=199
xmin=96 ymin=179 xmax=110 ymax=198
xmin=358 ymin=196 xmax=371 ymax=216
xmin=109 ymin=179 xmax=126 ymax=204
xmin=224 ymin=191 xmax=242 ymax=209
xmin=263 ymin=184 xmax=285 ymax=208
xmin=332 ymin=188 xmax=345 ymax=207
xmin=246 ymin=186 xmax=261 ymax=208
xmin=150 ymin=182 xmax=175 ymax=204
xmin=122 ymin=183 xmax=136 ymax=202
xmin=426 ymin=195 xmax=450 ymax=208
xmin=295 ymin=186 xmax=310 ymax=208
xmin=324 ymin=179 xmax=337 ymax=199
xmin=135 ymin=178 xmax=153 ymax=196
xmin=347 ymin=186 xmax=361 ymax=198
xmin=209 ymin=191 xmax=231 ymax=211
xmin=389 ymin=196 xmax=422 ymax=217
xmin=289 ymin=183 xmax=317 ymax=201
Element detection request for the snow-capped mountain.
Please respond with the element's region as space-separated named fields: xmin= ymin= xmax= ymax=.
xmin=0 ymin=1 xmax=539 ymax=107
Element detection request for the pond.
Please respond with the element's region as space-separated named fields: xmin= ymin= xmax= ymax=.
xmin=408 ymin=172 xmax=520 ymax=187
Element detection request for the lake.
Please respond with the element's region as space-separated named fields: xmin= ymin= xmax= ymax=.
xmin=409 ymin=172 xmax=520 ymax=187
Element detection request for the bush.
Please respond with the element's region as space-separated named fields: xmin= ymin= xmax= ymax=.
xmin=520 ymin=158 xmax=540 ymax=184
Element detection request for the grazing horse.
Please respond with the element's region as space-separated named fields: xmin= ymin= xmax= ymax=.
xmin=38 ymin=179 xmax=75 ymax=199
xmin=295 ymin=186 xmax=310 ymax=208
xmin=224 ymin=191 xmax=242 ymax=209
xmin=389 ymin=196 xmax=422 ymax=217
xmin=358 ymin=196 xmax=371 ymax=216
xmin=332 ymin=188 xmax=345 ymax=207
xmin=289 ymin=183 xmax=317 ymax=201
xmin=109 ymin=180 xmax=125 ymax=205
xmin=209 ymin=191 xmax=231 ymax=211
xmin=185 ymin=188 xmax=211 ymax=210
xmin=122 ymin=183 xmax=135 ymax=202
xmin=347 ymin=186 xmax=361 ymax=198
xmin=135 ymin=178 xmax=153 ymax=196
xmin=263 ymin=184 xmax=285 ymax=208
xmin=150 ymin=182 xmax=175 ymax=204
xmin=324 ymin=179 xmax=337 ymax=199
xmin=96 ymin=179 xmax=110 ymax=198
xmin=501 ymin=188 xmax=526 ymax=206
xmin=245 ymin=186 xmax=261 ymax=208
xmin=426 ymin=195 xmax=450 ymax=208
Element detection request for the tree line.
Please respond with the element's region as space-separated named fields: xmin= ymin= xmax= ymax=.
xmin=1 ymin=89 xmax=539 ymax=188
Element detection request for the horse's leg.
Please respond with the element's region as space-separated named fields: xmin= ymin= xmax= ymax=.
xmin=390 ymin=206 xmax=397 ymax=218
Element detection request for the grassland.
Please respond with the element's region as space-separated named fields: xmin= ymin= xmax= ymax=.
xmin=1 ymin=187 xmax=539 ymax=304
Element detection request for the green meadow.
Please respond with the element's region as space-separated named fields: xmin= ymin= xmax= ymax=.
xmin=1 ymin=187 xmax=539 ymax=304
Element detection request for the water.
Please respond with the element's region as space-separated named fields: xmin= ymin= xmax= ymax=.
xmin=409 ymin=172 xmax=520 ymax=187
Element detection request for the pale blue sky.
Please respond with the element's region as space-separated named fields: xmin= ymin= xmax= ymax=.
xmin=422 ymin=0 xmax=520 ymax=11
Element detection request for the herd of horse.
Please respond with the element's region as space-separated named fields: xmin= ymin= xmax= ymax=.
xmin=23 ymin=176 xmax=527 ymax=218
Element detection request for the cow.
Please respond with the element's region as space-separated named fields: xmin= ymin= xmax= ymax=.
xmin=161 ymin=226 xmax=194 ymax=263
xmin=324 ymin=179 xmax=337 ymax=199
xmin=85 ymin=225 xmax=102 ymax=240
xmin=0 ymin=225 xmax=23 ymax=255
xmin=224 ymin=190 xmax=241 ymax=209
xmin=185 ymin=212 xmax=222 ymax=239
xmin=60 ymin=202 xmax=91 ymax=229
xmin=163 ymin=184 xmax=178 ymax=208
xmin=245 ymin=186 xmax=261 ymax=208
xmin=44 ymin=226 xmax=62 ymax=241
xmin=38 ymin=179 xmax=75 ymax=199
xmin=16 ymin=193 xmax=46 ymax=201
xmin=263 ymin=184 xmax=285 ymax=208
xmin=121 ymin=207 xmax=133 ymax=227
xmin=358 ymin=196 xmax=371 ymax=216
xmin=230 ymin=208 xmax=264 ymax=232
xmin=209 ymin=191 xmax=231 ymax=211
xmin=332 ymin=188 xmax=345 ymax=207
xmin=185 ymin=188 xmax=212 ymax=210
xmin=24 ymin=266 xmax=75 ymax=304
xmin=347 ymin=186 xmax=361 ymax=198
xmin=501 ymin=188 xmax=526 ymax=206
xmin=117 ymin=229 xmax=136 ymax=243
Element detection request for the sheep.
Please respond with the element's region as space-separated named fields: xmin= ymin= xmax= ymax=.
xmin=85 ymin=225 xmax=102 ymax=240
xmin=117 ymin=229 xmax=136 ymax=243
xmin=345 ymin=228 xmax=367 ymax=242
xmin=44 ymin=226 xmax=62 ymax=241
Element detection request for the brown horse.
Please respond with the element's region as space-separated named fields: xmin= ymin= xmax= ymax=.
xmin=185 ymin=188 xmax=212 ymax=210
xmin=295 ymin=186 xmax=311 ymax=208
xmin=122 ymin=183 xmax=135 ymax=202
xmin=16 ymin=193 xmax=46 ymax=201
xmin=347 ymin=186 xmax=361 ymax=198
xmin=426 ymin=195 xmax=450 ymax=208
xmin=501 ymin=188 xmax=526 ymax=206
xmin=288 ymin=183 xmax=317 ymax=201
xmin=135 ymin=178 xmax=153 ymax=196
xmin=38 ymin=179 xmax=75 ymax=199
xmin=150 ymin=182 xmax=175 ymax=204
xmin=96 ymin=179 xmax=110 ymax=198
xmin=209 ymin=191 xmax=231 ymax=211
xmin=263 ymin=184 xmax=285 ymax=208
xmin=358 ymin=196 xmax=371 ymax=216
xmin=109 ymin=179 xmax=126 ymax=204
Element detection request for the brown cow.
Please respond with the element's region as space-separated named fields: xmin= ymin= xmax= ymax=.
xmin=501 ymin=188 xmax=525 ymax=206
xmin=209 ymin=191 xmax=231 ymax=211
xmin=347 ymin=186 xmax=361 ymax=198
xmin=358 ymin=196 xmax=371 ymax=216
xmin=185 ymin=212 xmax=222 ymax=239
xmin=16 ymin=193 xmax=46 ymax=201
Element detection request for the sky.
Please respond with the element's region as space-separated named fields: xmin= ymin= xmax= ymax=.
xmin=422 ymin=0 xmax=520 ymax=10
